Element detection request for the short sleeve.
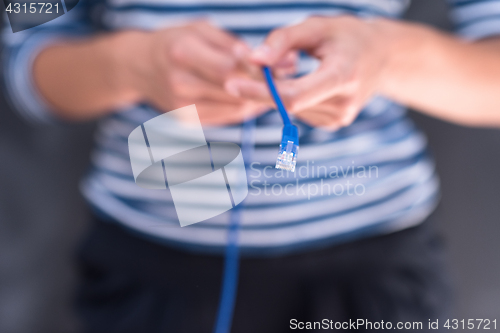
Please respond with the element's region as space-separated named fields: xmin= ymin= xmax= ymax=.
xmin=447 ymin=0 xmax=500 ymax=40
xmin=2 ymin=0 xmax=97 ymax=124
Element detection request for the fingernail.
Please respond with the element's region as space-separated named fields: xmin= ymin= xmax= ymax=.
xmin=251 ymin=45 xmax=272 ymax=61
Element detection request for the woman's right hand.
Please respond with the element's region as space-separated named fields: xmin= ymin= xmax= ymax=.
xmin=34 ymin=21 xmax=295 ymax=122
xmin=118 ymin=21 xmax=272 ymax=125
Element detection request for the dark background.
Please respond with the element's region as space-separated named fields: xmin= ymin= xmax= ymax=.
xmin=0 ymin=1 xmax=499 ymax=332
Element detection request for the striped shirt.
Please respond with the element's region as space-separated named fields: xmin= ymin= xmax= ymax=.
xmin=3 ymin=0 xmax=500 ymax=256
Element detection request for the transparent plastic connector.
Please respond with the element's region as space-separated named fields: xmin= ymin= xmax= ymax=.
xmin=276 ymin=140 xmax=299 ymax=172
xmin=263 ymin=66 xmax=300 ymax=172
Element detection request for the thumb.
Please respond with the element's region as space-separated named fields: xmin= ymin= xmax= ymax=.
xmin=250 ymin=18 xmax=326 ymax=66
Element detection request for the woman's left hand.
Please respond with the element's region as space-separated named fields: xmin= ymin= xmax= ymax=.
xmin=224 ymin=16 xmax=399 ymax=130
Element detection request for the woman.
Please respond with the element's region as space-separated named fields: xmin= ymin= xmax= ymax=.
xmin=4 ymin=0 xmax=500 ymax=331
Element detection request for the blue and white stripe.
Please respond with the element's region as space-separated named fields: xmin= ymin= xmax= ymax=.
xmin=3 ymin=0 xmax=500 ymax=255
xmin=448 ymin=0 xmax=500 ymax=39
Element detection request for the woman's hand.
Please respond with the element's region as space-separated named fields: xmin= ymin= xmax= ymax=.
xmin=117 ymin=21 xmax=272 ymax=125
xmin=35 ymin=21 xmax=281 ymax=123
xmin=224 ymin=16 xmax=398 ymax=129
xmin=225 ymin=15 xmax=500 ymax=128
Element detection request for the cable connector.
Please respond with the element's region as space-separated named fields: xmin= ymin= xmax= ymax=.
xmin=276 ymin=124 xmax=299 ymax=172
xmin=262 ymin=66 xmax=299 ymax=172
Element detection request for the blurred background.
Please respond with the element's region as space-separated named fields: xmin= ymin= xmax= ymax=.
xmin=0 ymin=0 xmax=499 ymax=332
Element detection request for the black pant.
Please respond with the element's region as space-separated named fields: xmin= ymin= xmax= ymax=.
xmin=75 ymin=211 xmax=452 ymax=333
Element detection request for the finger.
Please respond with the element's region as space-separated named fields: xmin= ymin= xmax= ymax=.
xmin=273 ymin=51 xmax=298 ymax=78
xmin=274 ymin=66 xmax=296 ymax=79
xmin=276 ymin=59 xmax=351 ymax=112
xmin=295 ymin=101 xmax=345 ymax=129
xmin=250 ymin=17 xmax=327 ymax=66
xmin=193 ymin=100 xmax=269 ymax=126
xmin=190 ymin=21 xmax=251 ymax=58
xmin=192 ymin=23 xmax=260 ymax=81
xmin=296 ymin=94 xmax=363 ymax=128
xmin=174 ymin=70 xmax=243 ymax=102
xmin=275 ymin=50 xmax=298 ymax=69
xmin=296 ymin=110 xmax=341 ymax=130
xmin=225 ymin=58 xmax=346 ymax=112
xmin=172 ymin=35 xmax=239 ymax=84
xmin=224 ymin=77 xmax=271 ymax=101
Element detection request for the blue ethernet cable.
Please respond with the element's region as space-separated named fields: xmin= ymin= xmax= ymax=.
xmin=213 ymin=118 xmax=255 ymax=333
xmin=213 ymin=69 xmax=298 ymax=333
xmin=262 ymin=66 xmax=299 ymax=172
xmin=212 ymin=202 xmax=242 ymax=333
